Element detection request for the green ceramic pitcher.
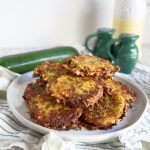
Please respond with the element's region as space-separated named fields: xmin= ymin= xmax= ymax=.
xmin=112 ymin=33 xmax=139 ymax=74
xmin=84 ymin=28 xmax=117 ymax=61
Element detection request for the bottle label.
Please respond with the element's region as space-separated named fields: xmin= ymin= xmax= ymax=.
xmin=113 ymin=16 xmax=144 ymax=58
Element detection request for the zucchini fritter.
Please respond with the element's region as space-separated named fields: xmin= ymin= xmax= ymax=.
xmin=27 ymin=94 xmax=82 ymax=130
xmin=49 ymin=75 xmax=103 ymax=108
xmin=33 ymin=61 xmax=66 ymax=84
xmin=82 ymin=91 xmax=126 ymax=129
xmin=63 ymin=55 xmax=119 ymax=78
xmin=81 ymin=79 xmax=136 ymax=129
xmin=104 ymin=79 xmax=136 ymax=104
xmin=23 ymin=78 xmax=46 ymax=104
xmin=23 ymin=81 xmax=82 ymax=130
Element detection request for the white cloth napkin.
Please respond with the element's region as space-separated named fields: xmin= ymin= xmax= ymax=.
xmin=0 ymin=61 xmax=150 ymax=149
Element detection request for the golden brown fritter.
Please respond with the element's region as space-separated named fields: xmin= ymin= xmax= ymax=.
xmin=81 ymin=78 xmax=136 ymax=129
xmin=23 ymin=81 xmax=82 ymax=130
xmin=104 ymin=79 xmax=136 ymax=104
xmin=63 ymin=55 xmax=119 ymax=78
xmin=23 ymin=78 xmax=46 ymax=104
xmin=33 ymin=61 xmax=67 ymax=84
xmin=49 ymin=75 xmax=103 ymax=108
xmin=27 ymin=94 xmax=82 ymax=130
xmin=81 ymin=91 xmax=126 ymax=129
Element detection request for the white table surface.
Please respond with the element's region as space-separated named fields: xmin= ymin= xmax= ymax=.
xmin=139 ymin=44 xmax=150 ymax=68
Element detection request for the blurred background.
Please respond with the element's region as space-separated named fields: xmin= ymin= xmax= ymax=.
xmin=0 ymin=0 xmax=149 ymax=48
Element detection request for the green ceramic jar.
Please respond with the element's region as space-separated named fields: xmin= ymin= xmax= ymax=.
xmin=113 ymin=33 xmax=139 ymax=74
xmin=84 ymin=28 xmax=116 ymax=61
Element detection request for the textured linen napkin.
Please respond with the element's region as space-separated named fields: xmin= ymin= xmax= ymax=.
xmin=0 ymin=58 xmax=150 ymax=149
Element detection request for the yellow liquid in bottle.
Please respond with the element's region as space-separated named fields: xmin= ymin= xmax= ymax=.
xmin=113 ymin=16 xmax=144 ymax=59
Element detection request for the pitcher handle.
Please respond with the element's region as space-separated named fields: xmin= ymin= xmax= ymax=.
xmin=106 ymin=38 xmax=119 ymax=64
xmin=84 ymin=33 xmax=98 ymax=52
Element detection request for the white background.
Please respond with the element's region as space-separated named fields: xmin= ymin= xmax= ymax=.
xmin=0 ymin=0 xmax=149 ymax=49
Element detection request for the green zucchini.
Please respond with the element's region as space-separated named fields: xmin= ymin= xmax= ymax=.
xmin=0 ymin=46 xmax=78 ymax=74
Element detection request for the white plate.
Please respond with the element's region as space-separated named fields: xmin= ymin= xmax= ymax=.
xmin=7 ymin=72 xmax=148 ymax=143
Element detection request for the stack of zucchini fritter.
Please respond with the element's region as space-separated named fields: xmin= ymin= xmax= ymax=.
xmin=23 ymin=55 xmax=136 ymax=130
